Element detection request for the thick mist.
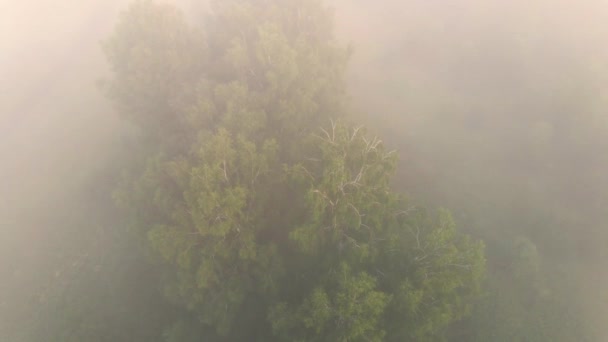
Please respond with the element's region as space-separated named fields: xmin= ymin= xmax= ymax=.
xmin=1 ymin=1 xmax=126 ymax=338
xmin=332 ymin=0 xmax=608 ymax=339
xmin=2 ymin=0 xmax=608 ymax=340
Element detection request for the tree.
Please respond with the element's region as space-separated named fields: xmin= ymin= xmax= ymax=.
xmin=103 ymin=0 xmax=484 ymax=340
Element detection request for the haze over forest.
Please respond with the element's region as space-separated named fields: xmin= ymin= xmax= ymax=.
xmin=2 ymin=0 xmax=608 ymax=340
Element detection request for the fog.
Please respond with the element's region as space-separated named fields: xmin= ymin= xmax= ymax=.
xmin=2 ymin=0 xmax=608 ymax=340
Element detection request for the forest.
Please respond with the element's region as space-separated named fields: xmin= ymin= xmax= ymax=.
xmin=2 ymin=0 xmax=607 ymax=341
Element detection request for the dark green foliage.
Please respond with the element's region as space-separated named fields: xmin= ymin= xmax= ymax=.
xmin=103 ymin=0 xmax=484 ymax=340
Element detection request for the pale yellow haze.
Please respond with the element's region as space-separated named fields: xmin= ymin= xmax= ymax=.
xmin=2 ymin=0 xmax=608 ymax=339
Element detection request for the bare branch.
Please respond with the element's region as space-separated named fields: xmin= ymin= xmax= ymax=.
xmin=350 ymin=125 xmax=363 ymax=142
xmin=312 ymin=189 xmax=335 ymax=207
xmin=394 ymin=206 xmax=417 ymax=217
xmin=222 ymin=159 xmax=229 ymax=182
xmin=347 ymin=202 xmax=363 ymax=229
xmin=297 ymin=164 xmax=315 ymax=182
xmin=447 ymin=263 xmax=473 ymax=270
xmin=320 ymin=127 xmax=332 ymax=142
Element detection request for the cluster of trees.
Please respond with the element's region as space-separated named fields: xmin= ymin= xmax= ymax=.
xmin=102 ymin=0 xmax=484 ymax=340
xmin=10 ymin=0 xmax=485 ymax=340
xmin=6 ymin=0 xmax=607 ymax=341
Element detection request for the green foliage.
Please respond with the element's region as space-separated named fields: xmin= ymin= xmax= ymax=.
xmin=381 ymin=209 xmax=485 ymax=341
xmin=460 ymin=236 xmax=591 ymax=342
xmin=270 ymin=263 xmax=390 ymax=342
xmin=103 ymin=0 xmax=484 ymax=340
xmin=101 ymin=0 xmax=205 ymax=143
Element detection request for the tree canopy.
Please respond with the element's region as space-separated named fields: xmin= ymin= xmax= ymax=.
xmin=102 ymin=0 xmax=484 ymax=340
